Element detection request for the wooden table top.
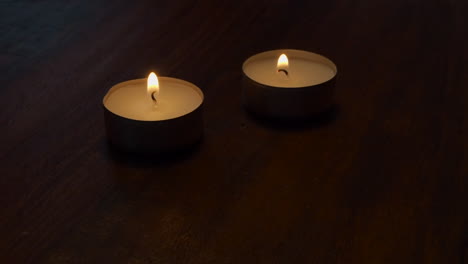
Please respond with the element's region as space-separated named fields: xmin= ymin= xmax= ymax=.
xmin=1 ymin=0 xmax=467 ymax=263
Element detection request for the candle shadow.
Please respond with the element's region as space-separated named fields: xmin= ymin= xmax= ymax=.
xmin=245 ymin=105 xmax=340 ymax=131
xmin=461 ymin=237 xmax=468 ymax=264
xmin=105 ymin=139 xmax=203 ymax=168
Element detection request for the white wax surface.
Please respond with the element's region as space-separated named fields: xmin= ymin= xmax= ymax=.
xmin=104 ymin=78 xmax=203 ymax=121
xmin=244 ymin=55 xmax=337 ymax=88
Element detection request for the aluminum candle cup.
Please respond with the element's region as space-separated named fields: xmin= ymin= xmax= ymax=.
xmin=103 ymin=74 xmax=204 ymax=153
xmin=242 ymin=49 xmax=337 ymax=119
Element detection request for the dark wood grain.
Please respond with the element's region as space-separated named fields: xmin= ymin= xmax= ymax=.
xmin=1 ymin=0 xmax=467 ymax=263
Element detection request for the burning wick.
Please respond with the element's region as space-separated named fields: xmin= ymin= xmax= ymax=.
xmin=277 ymin=54 xmax=289 ymax=77
xmin=147 ymin=72 xmax=159 ymax=106
xmin=151 ymin=91 xmax=157 ymax=104
xmin=277 ymin=68 xmax=289 ymax=76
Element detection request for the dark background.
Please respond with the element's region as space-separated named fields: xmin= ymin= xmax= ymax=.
xmin=1 ymin=0 xmax=467 ymax=263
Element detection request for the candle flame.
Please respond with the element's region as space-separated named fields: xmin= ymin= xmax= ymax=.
xmin=147 ymin=72 xmax=159 ymax=98
xmin=277 ymin=54 xmax=289 ymax=69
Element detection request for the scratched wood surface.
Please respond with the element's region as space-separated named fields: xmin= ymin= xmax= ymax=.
xmin=1 ymin=0 xmax=467 ymax=263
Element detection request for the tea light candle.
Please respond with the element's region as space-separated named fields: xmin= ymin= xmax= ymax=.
xmin=242 ymin=49 xmax=337 ymax=119
xmin=103 ymin=73 xmax=204 ymax=153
